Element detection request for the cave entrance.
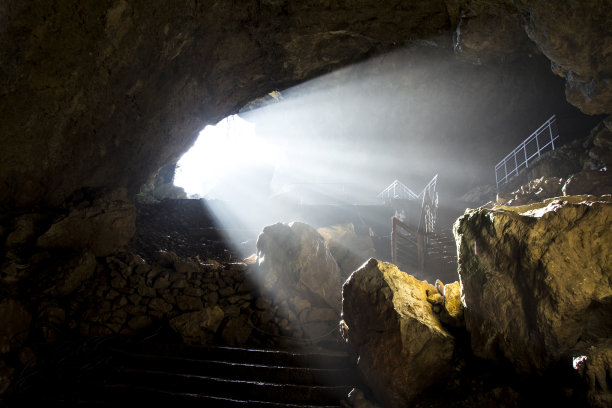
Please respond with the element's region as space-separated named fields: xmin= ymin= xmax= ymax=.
xmin=168 ymin=45 xmax=603 ymax=278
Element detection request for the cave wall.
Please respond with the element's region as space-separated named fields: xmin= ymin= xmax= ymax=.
xmin=0 ymin=0 xmax=610 ymax=209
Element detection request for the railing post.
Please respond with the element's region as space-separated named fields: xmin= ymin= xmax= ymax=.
xmin=514 ymin=151 xmax=519 ymax=176
xmin=524 ymin=143 xmax=528 ymax=168
xmin=549 ymin=119 xmax=555 ymax=150
xmin=417 ymin=231 xmax=424 ymax=275
xmin=391 ymin=217 xmax=397 ymax=265
xmin=536 ymin=131 xmax=540 ymax=157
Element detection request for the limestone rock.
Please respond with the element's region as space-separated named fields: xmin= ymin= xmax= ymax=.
xmin=257 ymin=222 xmax=343 ymax=312
xmin=520 ymin=0 xmax=612 ymax=115
xmin=53 ymin=251 xmax=97 ymax=296
xmin=455 ymin=195 xmax=612 ymax=373
xmin=317 ymin=223 xmax=376 ymax=281
xmin=169 ymin=306 xmax=225 ymax=344
xmin=562 ymin=170 xmax=612 ymax=196
xmin=574 ymin=338 xmax=612 ymax=408
xmin=37 ymin=191 xmax=135 ymax=256
xmin=0 ymin=299 xmax=31 ymax=354
xmin=342 ymin=259 xmax=455 ymax=407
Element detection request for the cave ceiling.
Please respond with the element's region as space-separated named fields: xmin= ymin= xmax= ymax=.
xmin=0 ymin=0 xmax=610 ymax=208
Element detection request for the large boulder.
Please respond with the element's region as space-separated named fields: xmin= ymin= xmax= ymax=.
xmin=256 ymin=222 xmax=343 ymax=312
xmin=574 ymin=338 xmax=612 ymax=408
xmin=455 ymin=195 xmax=612 ymax=374
xmin=317 ymin=223 xmax=375 ymax=280
xmin=341 ymin=258 xmax=455 ymax=408
xmin=36 ymin=189 xmax=135 ymax=256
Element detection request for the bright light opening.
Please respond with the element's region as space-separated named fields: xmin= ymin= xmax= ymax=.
xmin=174 ymin=115 xmax=280 ymax=199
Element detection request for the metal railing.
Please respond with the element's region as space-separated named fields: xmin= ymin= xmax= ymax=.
xmin=495 ymin=115 xmax=559 ymax=189
xmin=378 ymin=174 xmax=438 ymax=201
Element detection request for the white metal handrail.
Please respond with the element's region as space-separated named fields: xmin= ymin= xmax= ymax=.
xmin=377 ymin=180 xmax=420 ymax=200
xmin=377 ymin=174 xmax=438 ymax=201
xmin=495 ymin=114 xmax=559 ymax=189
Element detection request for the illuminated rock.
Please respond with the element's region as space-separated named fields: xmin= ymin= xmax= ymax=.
xmin=341 ymin=259 xmax=455 ymax=408
xmin=455 ymin=195 xmax=612 ymax=374
xmin=256 ymin=222 xmax=342 ymax=312
xmin=317 ymin=223 xmax=375 ymax=280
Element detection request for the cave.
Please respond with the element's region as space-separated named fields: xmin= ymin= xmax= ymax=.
xmin=1 ymin=1 xmax=611 ymax=407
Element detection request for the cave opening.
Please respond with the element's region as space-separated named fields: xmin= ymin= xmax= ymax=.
xmin=167 ymin=45 xmax=603 ymax=276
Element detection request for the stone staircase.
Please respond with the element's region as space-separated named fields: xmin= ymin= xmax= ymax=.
xmin=15 ymin=339 xmax=360 ymax=407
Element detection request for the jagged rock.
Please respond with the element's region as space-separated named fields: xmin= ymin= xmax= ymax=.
xmin=574 ymin=338 xmax=612 ymax=408
xmin=455 ymin=195 xmax=612 ymax=374
xmin=521 ymin=0 xmax=612 ymax=114
xmin=441 ymin=281 xmax=464 ymax=327
xmin=257 ymin=222 xmax=343 ymax=312
xmin=169 ymin=306 xmax=225 ymax=344
xmin=501 ymin=176 xmax=565 ymax=206
xmin=342 ymin=259 xmax=455 ymax=407
xmin=317 ymin=223 xmax=376 ymax=280
xmin=52 ymin=251 xmax=97 ymax=296
xmin=36 ymin=190 xmax=135 ymax=256
xmin=0 ymin=299 xmax=31 ymax=354
xmin=563 ymin=170 xmax=612 ymax=196
xmin=454 ymin=0 xmax=530 ymax=64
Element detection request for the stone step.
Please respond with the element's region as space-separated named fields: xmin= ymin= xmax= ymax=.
xmin=87 ymin=370 xmax=352 ymax=405
xmin=61 ymin=384 xmax=343 ymax=407
xmin=73 ymin=342 xmax=359 ymax=406
xmin=118 ymin=342 xmax=354 ymax=370
xmin=112 ymin=350 xmax=359 ymax=386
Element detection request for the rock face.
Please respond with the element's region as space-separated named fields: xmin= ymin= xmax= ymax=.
xmin=519 ymin=0 xmax=612 ymax=114
xmin=341 ymin=258 xmax=455 ymax=408
xmin=0 ymin=1 xmax=610 ymax=210
xmin=317 ymin=223 xmax=375 ymax=281
xmin=455 ymin=195 xmax=612 ymax=375
xmin=496 ymin=115 xmax=612 ymax=206
xmin=36 ymin=189 xmax=136 ymax=257
xmin=257 ymin=222 xmax=343 ymax=312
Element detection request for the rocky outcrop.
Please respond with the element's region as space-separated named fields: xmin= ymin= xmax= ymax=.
xmin=496 ymin=116 xmax=612 ymax=206
xmin=341 ymin=259 xmax=455 ymax=407
xmin=0 ymin=0 xmax=609 ymax=211
xmin=317 ymin=223 xmax=375 ymax=281
xmin=455 ymin=195 xmax=612 ymax=375
xmin=519 ymin=0 xmax=612 ymax=114
xmin=36 ymin=189 xmax=135 ymax=257
xmin=257 ymin=222 xmax=343 ymax=312
xmin=574 ymin=338 xmax=612 ymax=408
